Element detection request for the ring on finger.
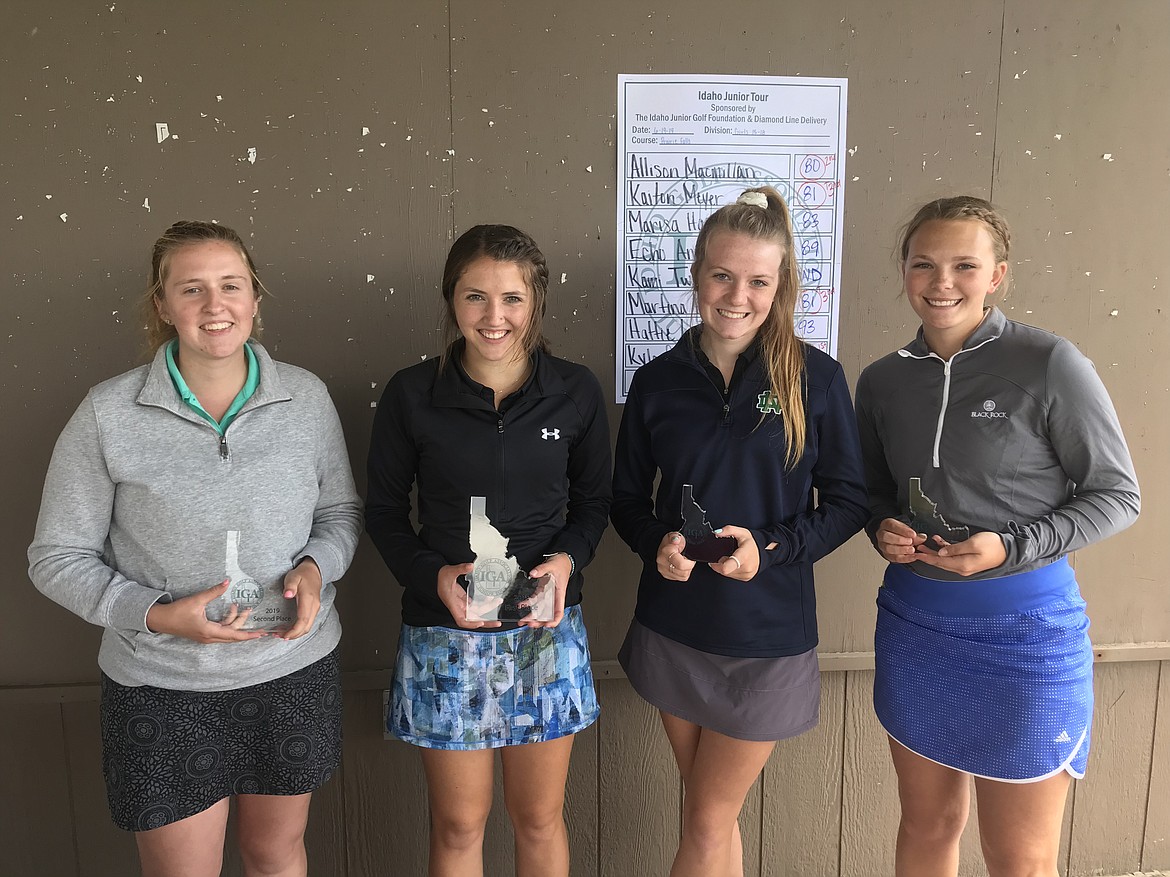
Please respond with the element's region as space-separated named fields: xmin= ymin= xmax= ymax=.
xmin=728 ymin=555 xmax=742 ymax=571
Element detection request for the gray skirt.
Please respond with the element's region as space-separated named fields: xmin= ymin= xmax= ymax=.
xmin=618 ymin=620 xmax=819 ymax=742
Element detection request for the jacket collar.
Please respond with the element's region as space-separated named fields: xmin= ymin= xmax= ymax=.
xmin=137 ymin=341 xmax=290 ymax=419
xmin=901 ymin=306 xmax=1006 ymax=359
xmin=665 ymin=325 xmax=764 ymax=374
xmin=430 ymin=342 xmax=566 ymax=409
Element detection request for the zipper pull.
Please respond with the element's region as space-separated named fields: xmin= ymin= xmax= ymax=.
xmin=498 ymin=417 xmax=504 ymax=434
xmin=219 ymin=434 xmax=229 ymax=461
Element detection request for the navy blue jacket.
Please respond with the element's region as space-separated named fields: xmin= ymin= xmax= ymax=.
xmin=366 ymin=346 xmax=612 ymax=629
xmin=611 ymin=329 xmax=868 ymax=657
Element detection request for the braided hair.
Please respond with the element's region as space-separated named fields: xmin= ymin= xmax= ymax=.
xmin=898 ymin=196 xmax=1012 ymax=294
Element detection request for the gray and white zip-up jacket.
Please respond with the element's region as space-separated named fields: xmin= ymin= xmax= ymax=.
xmin=855 ymin=307 xmax=1139 ymax=581
xmin=28 ymin=341 xmax=362 ymax=690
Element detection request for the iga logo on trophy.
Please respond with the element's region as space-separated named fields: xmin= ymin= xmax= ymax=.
xmin=465 ymin=496 xmax=554 ymax=622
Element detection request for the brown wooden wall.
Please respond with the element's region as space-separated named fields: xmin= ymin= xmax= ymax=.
xmin=2 ymin=661 xmax=1168 ymax=876
xmin=2 ymin=0 xmax=1167 ymax=874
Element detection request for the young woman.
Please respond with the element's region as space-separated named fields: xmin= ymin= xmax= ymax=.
xmin=855 ymin=196 xmax=1141 ymax=876
xmin=28 ymin=221 xmax=362 ymax=877
xmin=611 ymin=186 xmax=869 ymax=877
xmin=365 ymin=224 xmax=611 ymax=876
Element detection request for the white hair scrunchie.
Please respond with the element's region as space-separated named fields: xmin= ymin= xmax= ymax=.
xmin=736 ymin=191 xmax=768 ymax=209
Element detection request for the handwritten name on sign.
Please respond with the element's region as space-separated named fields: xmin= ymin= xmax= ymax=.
xmin=615 ymin=74 xmax=848 ymax=402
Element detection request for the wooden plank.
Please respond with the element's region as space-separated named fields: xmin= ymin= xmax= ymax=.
xmin=343 ymin=690 xmax=429 ymax=876
xmin=760 ymin=669 xmax=845 ymax=876
xmin=306 ymin=761 xmax=348 ymax=876
xmin=565 ymin=719 xmax=600 ymax=877
xmin=0 ymin=703 xmax=77 ymax=876
xmin=840 ymin=670 xmax=897 ymax=876
xmin=482 ymin=756 xmax=517 ymax=876
xmin=1068 ymin=661 xmax=1160 ymax=875
xmin=597 ymin=680 xmax=680 ymax=876
xmin=1060 ymin=775 xmax=1078 ymax=874
xmin=1143 ymin=662 xmax=1170 ymax=870
xmin=61 ymin=701 xmax=140 ymax=877
xmin=222 ymin=815 xmax=245 ymax=877
xmin=740 ymin=767 xmax=763 ymax=877
xmin=1095 ymin=645 xmax=1170 ymax=664
xmin=955 ymin=780 xmax=980 ymax=876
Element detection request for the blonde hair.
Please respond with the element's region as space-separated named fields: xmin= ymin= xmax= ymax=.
xmin=898 ymin=196 xmax=1012 ymax=295
xmin=141 ymin=220 xmax=267 ymax=352
xmin=691 ymin=185 xmax=806 ymax=468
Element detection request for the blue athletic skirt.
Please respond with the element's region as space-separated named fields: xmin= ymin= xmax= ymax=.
xmin=388 ymin=604 xmax=599 ymax=750
xmin=874 ymin=557 xmax=1092 ymax=782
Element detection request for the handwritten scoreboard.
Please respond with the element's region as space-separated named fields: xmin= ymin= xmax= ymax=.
xmin=615 ymin=74 xmax=848 ymax=402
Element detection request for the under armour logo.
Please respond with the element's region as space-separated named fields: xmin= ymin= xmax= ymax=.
xmin=541 ymin=428 xmax=561 ymax=441
xmin=756 ymin=392 xmax=782 ymax=415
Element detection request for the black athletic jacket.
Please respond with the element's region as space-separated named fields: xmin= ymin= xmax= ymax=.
xmin=366 ymin=345 xmax=612 ymax=629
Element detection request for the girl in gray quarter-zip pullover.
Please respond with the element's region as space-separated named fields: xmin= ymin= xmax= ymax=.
xmin=28 ymin=221 xmax=361 ymax=873
xmin=855 ymin=196 xmax=1139 ymax=877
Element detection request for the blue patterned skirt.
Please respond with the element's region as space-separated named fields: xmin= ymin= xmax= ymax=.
xmin=874 ymin=558 xmax=1092 ymax=782
xmin=388 ymin=604 xmax=599 ymax=750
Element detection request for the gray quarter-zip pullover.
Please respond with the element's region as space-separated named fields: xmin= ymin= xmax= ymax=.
xmin=856 ymin=307 xmax=1139 ymax=581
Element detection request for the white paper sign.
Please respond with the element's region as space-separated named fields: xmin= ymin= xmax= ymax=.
xmin=615 ymin=74 xmax=848 ymax=401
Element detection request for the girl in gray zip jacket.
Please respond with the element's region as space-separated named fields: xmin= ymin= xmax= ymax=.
xmin=27 ymin=221 xmax=361 ymax=872
xmin=855 ymin=196 xmax=1138 ymax=877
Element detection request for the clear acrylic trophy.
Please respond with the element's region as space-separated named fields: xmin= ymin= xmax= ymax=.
xmin=205 ymin=530 xmax=297 ymax=631
xmin=679 ymin=484 xmax=738 ymax=563
xmin=908 ymin=477 xmax=970 ymax=552
xmin=465 ymin=497 xmax=554 ymax=622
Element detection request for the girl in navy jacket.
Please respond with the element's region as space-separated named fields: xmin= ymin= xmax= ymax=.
xmin=612 ymin=186 xmax=868 ymax=877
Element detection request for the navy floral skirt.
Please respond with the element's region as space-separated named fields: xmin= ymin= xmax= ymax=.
xmin=100 ymin=648 xmax=342 ymax=831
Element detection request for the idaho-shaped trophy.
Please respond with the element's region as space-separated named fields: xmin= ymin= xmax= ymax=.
xmin=465 ymin=496 xmax=553 ymax=622
xmin=908 ymin=477 xmax=970 ymax=552
xmin=206 ymin=530 xmax=297 ymax=631
xmin=679 ymin=484 xmax=738 ymax=563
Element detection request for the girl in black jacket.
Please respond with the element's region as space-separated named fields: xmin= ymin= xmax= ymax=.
xmin=366 ymin=225 xmax=611 ymax=876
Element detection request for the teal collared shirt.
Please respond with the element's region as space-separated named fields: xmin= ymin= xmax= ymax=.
xmin=164 ymin=340 xmax=260 ymax=434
